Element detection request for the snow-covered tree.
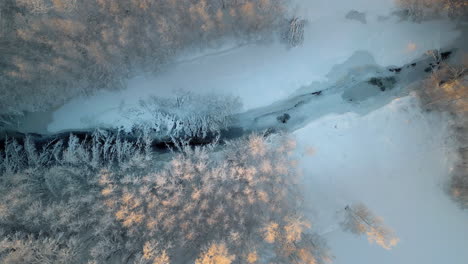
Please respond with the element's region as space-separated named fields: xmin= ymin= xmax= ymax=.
xmin=123 ymin=91 xmax=242 ymax=139
xmin=0 ymin=132 xmax=331 ymax=263
xmin=0 ymin=232 xmax=79 ymax=264
xmin=341 ymin=204 xmax=399 ymax=250
xmin=97 ymin=133 xmax=329 ymax=263
xmin=195 ymin=242 xmax=235 ymax=264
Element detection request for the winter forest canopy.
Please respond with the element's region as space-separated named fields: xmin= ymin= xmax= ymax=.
xmin=0 ymin=0 xmax=467 ymax=264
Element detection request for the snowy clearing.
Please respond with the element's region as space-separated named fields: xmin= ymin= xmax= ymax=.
xmin=295 ymin=95 xmax=468 ymax=264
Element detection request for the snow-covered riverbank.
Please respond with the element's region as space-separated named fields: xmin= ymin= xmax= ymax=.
xmin=295 ymin=94 xmax=468 ymax=264
xmin=38 ymin=1 xmax=460 ymax=134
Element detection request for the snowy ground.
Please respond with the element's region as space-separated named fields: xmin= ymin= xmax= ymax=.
xmin=42 ymin=0 xmax=460 ymax=133
xmin=295 ymin=95 xmax=468 ymax=264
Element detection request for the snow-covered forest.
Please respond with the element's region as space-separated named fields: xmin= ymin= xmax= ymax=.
xmin=0 ymin=0 xmax=467 ymax=263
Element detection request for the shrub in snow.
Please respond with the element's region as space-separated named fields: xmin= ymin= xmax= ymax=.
xmin=345 ymin=10 xmax=367 ymax=24
xmin=282 ymin=17 xmax=306 ymax=48
xmin=341 ymin=204 xmax=399 ymax=250
xmin=395 ymin=0 xmax=468 ymax=21
xmin=450 ymin=154 xmax=468 ymax=209
xmin=0 ymin=132 xmax=331 ymax=263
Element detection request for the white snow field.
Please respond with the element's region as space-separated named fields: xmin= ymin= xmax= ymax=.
xmin=295 ymin=95 xmax=468 ymax=264
xmin=45 ymin=0 xmax=460 ymax=133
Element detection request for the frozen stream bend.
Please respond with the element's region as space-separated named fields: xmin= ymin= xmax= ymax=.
xmin=0 ymin=49 xmax=455 ymax=149
xmin=233 ymin=51 xmax=442 ymax=134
